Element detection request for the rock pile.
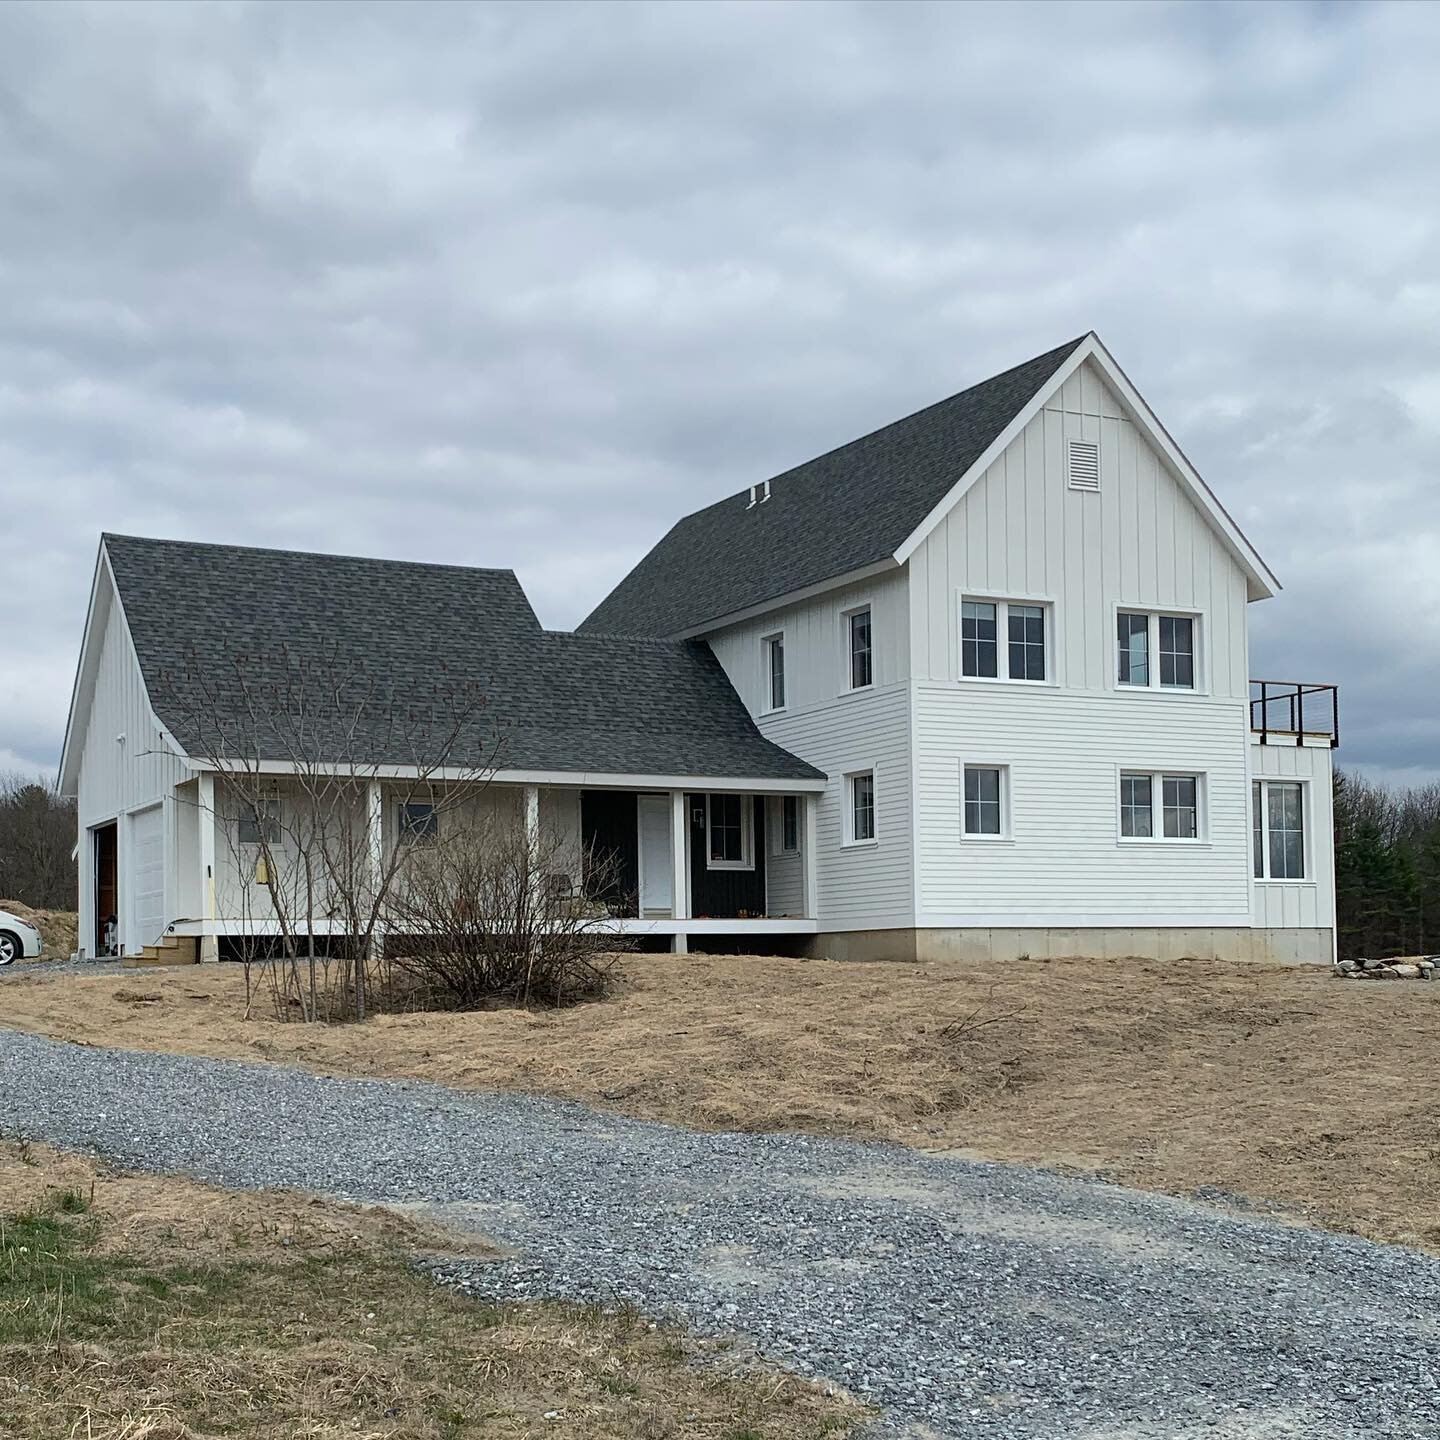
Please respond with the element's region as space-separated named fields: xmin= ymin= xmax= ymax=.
xmin=1336 ymin=956 xmax=1436 ymax=980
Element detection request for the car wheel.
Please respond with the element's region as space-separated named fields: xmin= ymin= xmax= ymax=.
xmin=0 ymin=932 xmax=18 ymax=966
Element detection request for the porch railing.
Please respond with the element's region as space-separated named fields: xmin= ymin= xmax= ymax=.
xmin=1249 ymin=680 xmax=1339 ymax=747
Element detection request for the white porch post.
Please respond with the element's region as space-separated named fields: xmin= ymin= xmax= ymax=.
xmin=197 ymin=772 xmax=218 ymax=962
xmin=523 ymin=784 xmax=542 ymax=916
xmin=670 ymin=788 xmax=689 ymax=953
xmin=802 ymin=791 xmax=819 ymax=922
xmin=366 ymin=780 xmax=384 ymax=957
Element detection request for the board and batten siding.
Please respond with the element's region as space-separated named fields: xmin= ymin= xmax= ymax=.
xmin=1249 ymin=741 xmax=1336 ymax=931
xmin=705 ymin=571 xmax=914 ymax=930
xmin=914 ymin=685 xmax=1253 ymax=925
xmin=74 ymin=572 xmax=190 ymax=955
xmin=907 ymin=359 xmax=1251 ymax=700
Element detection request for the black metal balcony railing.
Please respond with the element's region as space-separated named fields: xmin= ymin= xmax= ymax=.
xmin=1249 ymin=680 xmax=1339 ymax=747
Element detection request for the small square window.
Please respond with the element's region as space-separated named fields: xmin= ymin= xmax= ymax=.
xmin=962 ymin=765 xmax=1006 ymax=837
xmin=962 ymin=597 xmax=1046 ymax=682
xmin=848 ymin=609 xmax=873 ymax=690
xmin=238 ymin=789 xmax=281 ymax=845
xmin=1117 ymin=611 xmax=1198 ymax=690
xmin=398 ymin=802 xmax=438 ymax=844
xmin=847 ymin=771 xmax=876 ymax=844
xmin=1120 ymin=771 xmax=1202 ymax=842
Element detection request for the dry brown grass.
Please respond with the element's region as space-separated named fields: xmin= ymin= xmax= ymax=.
xmin=0 ymin=898 xmax=77 ymax=960
xmin=0 ymin=1142 xmax=862 ymax=1440
xmin=5 ymin=952 xmax=1440 ymax=1253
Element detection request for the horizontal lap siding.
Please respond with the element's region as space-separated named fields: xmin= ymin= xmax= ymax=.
xmin=764 ymin=797 xmax=804 ymax=917
xmin=915 ymin=686 xmax=1252 ymax=924
xmin=1250 ymin=742 xmax=1335 ymax=930
xmin=759 ymin=686 xmax=913 ymax=929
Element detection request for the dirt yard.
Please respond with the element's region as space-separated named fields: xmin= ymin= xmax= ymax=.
xmin=0 ymin=1140 xmax=862 ymax=1439
xmin=4 ymin=952 xmax=1438 ymax=1255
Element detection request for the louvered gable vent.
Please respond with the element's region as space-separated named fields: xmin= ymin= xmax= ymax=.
xmin=1067 ymin=438 xmax=1100 ymax=492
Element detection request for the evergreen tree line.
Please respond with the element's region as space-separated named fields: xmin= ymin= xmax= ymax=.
xmin=1334 ymin=768 xmax=1440 ymax=961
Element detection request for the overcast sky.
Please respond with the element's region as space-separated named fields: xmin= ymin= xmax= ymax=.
xmin=2 ymin=0 xmax=1437 ymax=784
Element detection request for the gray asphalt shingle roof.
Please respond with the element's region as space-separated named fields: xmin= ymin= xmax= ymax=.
xmin=104 ymin=534 xmax=821 ymax=782
xmin=580 ymin=335 xmax=1088 ymax=637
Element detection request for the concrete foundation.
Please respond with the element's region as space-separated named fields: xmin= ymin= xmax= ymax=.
xmin=811 ymin=926 xmax=1334 ymax=966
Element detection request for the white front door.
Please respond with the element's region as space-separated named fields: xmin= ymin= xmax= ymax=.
xmin=129 ymin=804 xmax=166 ymax=951
xmin=637 ymin=794 xmax=673 ymax=915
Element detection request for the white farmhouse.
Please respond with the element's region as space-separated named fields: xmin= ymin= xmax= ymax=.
xmin=59 ymin=333 xmax=1336 ymax=964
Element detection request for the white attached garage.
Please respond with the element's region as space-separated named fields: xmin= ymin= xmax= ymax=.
xmin=128 ymin=804 xmax=167 ymax=953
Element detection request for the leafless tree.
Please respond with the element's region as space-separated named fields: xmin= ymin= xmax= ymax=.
xmin=0 ymin=773 xmax=76 ymax=910
xmin=157 ymin=643 xmax=498 ymax=1022
xmin=383 ymin=815 xmax=630 ymax=1009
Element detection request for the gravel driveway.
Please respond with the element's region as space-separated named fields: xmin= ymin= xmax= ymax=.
xmin=0 ymin=1030 xmax=1436 ymax=1439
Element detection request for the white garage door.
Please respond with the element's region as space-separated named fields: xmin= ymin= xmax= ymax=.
xmin=130 ymin=806 xmax=166 ymax=951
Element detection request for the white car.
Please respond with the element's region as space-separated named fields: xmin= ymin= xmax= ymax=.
xmin=0 ymin=910 xmax=43 ymax=965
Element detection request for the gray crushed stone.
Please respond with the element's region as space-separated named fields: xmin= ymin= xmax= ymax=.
xmin=0 ymin=1028 xmax=1436 ymax=1439
xmin=2 ymin=955 xmax=126 ymax=978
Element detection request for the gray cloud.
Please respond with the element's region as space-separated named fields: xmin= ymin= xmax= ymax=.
xmin=1 ymin=0 xmax=1438 ymax=782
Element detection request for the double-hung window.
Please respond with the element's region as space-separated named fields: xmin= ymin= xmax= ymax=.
xmin=1117 ymin=611 xmax=1197 ymax=690
xmin=1253 ymin=780 xmax=1305 ymax=879
xmin=962 ymin=597 xmax=1048 ymax=682
xmin=962 ymin=764 xmax=1008 ymax=838
xmin=763 ymin=632 xmax=786 ymax=711
xmin=1119 ymin=770 xmax=1203 ymax=841
xmin=707 ymin=794 xmax=753 ymax=870
xmin=847 ymin=607 xmax=873 ymax=690
xmin=845 ymin=770 xmax=876 ymax=845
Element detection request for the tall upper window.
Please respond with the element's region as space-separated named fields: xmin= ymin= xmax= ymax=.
xmin=962 ymin=765 xmax=1007 ymax=837
xmin=1254 ymin=780 xmax=1305 ymax=879
xmin=1118 ymin=611 xmax=1197 ymax=691
xmin=1120 ymin=771 xmax=1203 ymax=841
xmin=848 ymin=608 xmax=873 ymax=690
xmin=763 ymin=632 xmax=786 ymax=711
xmin=707 ymin=794 xmax=753 ymax=870
xmin=962 ymin=598 xmax=1047 ymax=682
xmin=846 ymin=770 xmax=876 ymax=845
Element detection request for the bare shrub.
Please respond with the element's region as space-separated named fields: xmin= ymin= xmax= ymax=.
xmin=384 ymin=816 xmax=629 ymax=1009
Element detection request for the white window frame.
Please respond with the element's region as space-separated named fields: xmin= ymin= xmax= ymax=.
xmin=772 ymin=794 xmax=800 ymax=855
xmin=761 ymin=630 xmax=787 ymax=714
xmin=841 ymin=603 xmax=874 ymax=693
xmin=705 ymin=793 xmax=754 ymax=871
xmin=958 ymin=592 xmax=1054 ymax=685
xmin=1116 ymin=768 xmax=1207 ymax=844
xmin=1253 ymin=779 xmax=1308 ymax=882
xmin=237 ymin=784 xmax=282 ymax=846
xmin=960 ymin=761 xmax=1012 ymax=841
xmin=1113 ymin=606 xmax=1204 ymax=694
xmin=842 ymin=767 xmax=878 ymax=848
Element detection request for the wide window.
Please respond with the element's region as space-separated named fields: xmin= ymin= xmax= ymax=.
xmin=238 ymin=788 xmax=281 ymax=845
xmin=962 ymin=597 xmax=1047 ymax=682
xmin=1253 ymin=780 xmax=1305 ymax=879
xmin=846 ymin=771 xmax=876 ymax=845
xmin=398 ymin=802 xmax=438 ymax=844
xmin=707 ymin=794 xmax=753 ymax=870
xmin=847 ymin=608 xmax=873 ymax=690
xmin=1119 ymin=771 xmax=1203 ymax=841
xmin=1117 ymin=611 xmax=1197 ymax=690
xmin=962 ymin=765 xmax=1007 ymax=838
xmin=763 ymin=632 xmax=786 ymax=711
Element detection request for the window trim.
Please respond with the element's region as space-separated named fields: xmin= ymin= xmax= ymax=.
xmin=761 ymin=630 xmax=787 ymax=714
xmin=775 ymin=794 xmax=800 ymax=855
xmin=237 ymin=785 xmax=282 ymax=847
xmin=1113 ymin=605 xmax=1205 ymax=694
xmin=705 ymin=793 xmax=755 ymax=871
xmin=841 ymin=603 xmax=875 ymax=693
xmin=1115 ymin=768 xmax=1208 ymax=845
xmin=957 ymin=591 xmax=1054 ymax=686
xmin=1253 ymin=778 xmax=1309 ymax=882
xmin=842 ymin=767 xmax=878 ymax=848
xmin=960 ymin=761 xmax=1012 ymax=842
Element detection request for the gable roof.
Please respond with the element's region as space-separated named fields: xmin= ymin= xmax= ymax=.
xmin=100 ymin=534 xmax=822 ymax=783
xmin=580 ymin=336 xmax=1088 ymax=638
xmin=581 ymin=332 xmax=1279 ymax=638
